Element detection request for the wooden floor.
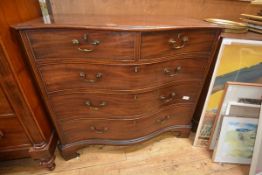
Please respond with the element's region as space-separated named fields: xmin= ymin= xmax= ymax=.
xmin=0 ymin=133 xmax=249 ymax=175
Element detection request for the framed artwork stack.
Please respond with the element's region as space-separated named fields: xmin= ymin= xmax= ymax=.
xmin=212 ymin=82 xmax=262 ymax=166
xmin=209 ymin=82 xmax=262 ymax=150
xmin=193 ymin=36 xmax=262 ymax=174
xmin=194 ymin=38 xmax=262 ymax=147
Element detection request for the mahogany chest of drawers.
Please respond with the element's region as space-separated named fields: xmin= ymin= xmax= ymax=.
xmin=14 ymin=15 xmax=221 ymax=160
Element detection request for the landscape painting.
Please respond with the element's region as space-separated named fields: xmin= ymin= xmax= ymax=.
xmin=213 ymin=116 xmax=258 ymax=164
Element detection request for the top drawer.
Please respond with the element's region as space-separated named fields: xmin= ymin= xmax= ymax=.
xmin=141 ymin=29 xmax=218 ymax=59
xmin=25 ymin=29 xmax=136 ymax=61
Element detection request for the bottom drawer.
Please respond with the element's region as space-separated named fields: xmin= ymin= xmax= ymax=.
xmin=0 ymin=117 xmax=31 ymax=148
xmin=60 ymin=104 xmax=193 ymax=144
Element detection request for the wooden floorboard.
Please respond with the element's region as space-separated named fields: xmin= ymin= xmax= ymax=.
xmin=0 ymin=133 xmax=249 ymax=175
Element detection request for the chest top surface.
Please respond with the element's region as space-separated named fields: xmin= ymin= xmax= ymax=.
xmin=13 ymin=14 xmax=221 ymax=31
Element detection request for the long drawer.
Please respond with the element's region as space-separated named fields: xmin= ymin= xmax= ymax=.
xmin=49 ymin=82 xmax=200 ymax=121
xmin=39 ymin=58 xmax=207 ymax=93
xmin=26 ymin=29 xmax=136 ymax=61
xmin=0 ymin=117 xmax=30 ymax=148
xmin=60 ymin=104 xmax=193 ymax=143
xmin=141 ymin=29 xmax=218 ymax=59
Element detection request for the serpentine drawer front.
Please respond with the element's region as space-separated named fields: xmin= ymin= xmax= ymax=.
xmin=15 ymin=15 xmax=221 ymax=160
xmin=38 ymin=58 xmax=206 ymax=93
xmin=49 ymin=82 xmax=200 ymax=121
xmin=60 ymin=104 xmax=194 ymax=144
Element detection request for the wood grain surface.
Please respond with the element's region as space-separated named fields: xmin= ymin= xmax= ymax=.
xmin=37 ymin=58 xmax=207 ymax=93
xmin=60 ymin=104 xmax=193 ymax=143
xmin=141 ymin=29 xmax=217 ymax=59
xmin=48 ymin=82 xmax=199 ymax=121
xmin=15 ymin=14 xmax=221 ymax=160
xmin=14 ymin=15 xmax=221 ymax=31
xmin=26 ymin=29 xmax=136 ymax=60
xmin=0 ymin=117 xmax=31 ymax=148
xmin=0 ymin=0 xmax=57 ymax=169
xmin=0 ymin=133 xmax=250 ymax=175
xmin=48 ymin=0 xmax=260 ymax=20
xmin=0 ymin=87 xmax=13 ymax=116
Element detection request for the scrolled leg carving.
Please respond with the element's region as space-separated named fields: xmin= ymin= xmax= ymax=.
xmin=28 ymin=131 xmax=57 ymax=170
xmin=39 ymin=155 xmax=56 ymax=171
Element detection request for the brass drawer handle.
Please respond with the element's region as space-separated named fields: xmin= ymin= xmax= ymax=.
xmin=0 ymin=130 xmax=4 ymax=140
xmin=164 ymin=66 xmax=182 ymax=77
xmin=72 ymin=33 xmax=100 ymax=52
xmin=168 ymin=33 xmax=189 ymax=49
xmin=156 ymin=115 xmax=171 ymax=124
xmin=160 ymin=92 xmax=176 ymax=104
xmin=79 ymin=72 xmax=103 ymax=83
xmin=85 ymin=100 xmax=107 ymax=110
xmin=90 ymin=126 xmax=108 ymax=134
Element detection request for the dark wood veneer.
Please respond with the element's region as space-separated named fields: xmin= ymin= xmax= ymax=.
xmin=0 ymin=38 xmax=57 ymax=169
xmin=14 ymin=15 xmax=221 ymax=160
xmin=59 ymin=125 xmax=191 ymax=160
xmin=38 ymin=58 xmax=207 ymax=93
xmin=141 ymin=29 xmax=218 ymax=59
xmin=26 ymin=29 xmax=136 ymax=61
xmin=0 ymin=117 xmax=31 ymax=148
xmin=49 ymin=82 xmax=199 ymax=121
xmin=60 ymin=104 xmax=194 ymax=144
xmin=0 ymin=0 xmax=57 ymax=168
xmin=0 ymin=87 xmax=13 ymax=115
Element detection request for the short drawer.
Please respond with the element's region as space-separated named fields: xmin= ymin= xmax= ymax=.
xmin=26 ymin=29 xmax=136 ymax=61
xmin=39 ymin=58 xmax=207 ymax=93
xmin=141 ymin=29 xmax=218 ymax=59
xmin=60 ymin=104 xmax=193 ymax=143
xmin=0 ymin=117 xmax=30 ymax=148
xmin=49 ymin=82 xmax=200 ymax=121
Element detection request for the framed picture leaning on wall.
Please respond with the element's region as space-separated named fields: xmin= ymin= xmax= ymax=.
xmin=213 ymin=116 xmax=258 ymax=164
xmin=194 ymin=38 xmax=262 ymax=147
xmin=212 ymin=82 xmax=262 ymax=165
xmin=209 ymin=82 xmax=262 ymax=150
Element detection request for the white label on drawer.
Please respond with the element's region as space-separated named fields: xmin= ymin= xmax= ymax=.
xmin=182 ymin=96 xmax=190 ymax=100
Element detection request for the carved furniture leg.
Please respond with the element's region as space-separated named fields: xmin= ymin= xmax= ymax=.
xmin=39 ymin=155 xmax=56 ymax=171
xmin=29 ymin=131 xmax=57 ymax=170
